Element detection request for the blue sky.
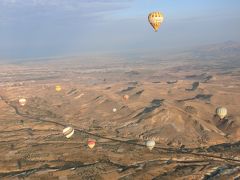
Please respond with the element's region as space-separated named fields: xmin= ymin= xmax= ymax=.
xmin=0 ymin=0 xmax=240 ymax=60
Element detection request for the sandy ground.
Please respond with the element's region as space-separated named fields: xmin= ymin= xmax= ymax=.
xmin=0 ymin=55 xmax=239 ymax=179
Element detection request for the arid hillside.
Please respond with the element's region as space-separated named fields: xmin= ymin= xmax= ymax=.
xmin=0 ymin=43 xmax=240 ymax=179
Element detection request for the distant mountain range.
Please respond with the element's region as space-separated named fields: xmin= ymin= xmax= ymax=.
xmin=186 ymin=41 xmax=240 ymax=60
xmin=1 ymin=41 xmax=240 ymax=65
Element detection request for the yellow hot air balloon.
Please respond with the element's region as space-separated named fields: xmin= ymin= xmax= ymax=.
xmin=216 ymin=107 xmax=227 ymax=119
xmin=55 ymin=85 xmax=62 ymax=92
xmin=19 ymin=98 xmax=27 ymax=106
xmin=63 ymin=127 xmax=74 ymax=138
xmin=148 ymin=11 xmax=164 ymax=32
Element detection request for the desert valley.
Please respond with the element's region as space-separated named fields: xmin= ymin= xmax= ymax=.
xmin=0 ymin=42 xmax=240 ymax=179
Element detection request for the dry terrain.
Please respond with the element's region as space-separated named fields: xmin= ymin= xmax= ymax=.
xmin=0 ymin=42 xmax=240 ymax=179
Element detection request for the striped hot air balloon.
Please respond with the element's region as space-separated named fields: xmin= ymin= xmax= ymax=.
xmin=88 ymin=139 xmax=96 ymax=149
xmin=63 ymin=127 xmax=74 ymax=138
xmin=216 ymin=107 xmax=227 ymax=119
xmin=148 ymin=11 xmax=164 ymax=32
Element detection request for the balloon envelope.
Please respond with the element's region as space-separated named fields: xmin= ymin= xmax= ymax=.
xmin=19 ymin=98 xmax=27 ymax=106
xmin=123 ymin=95 xmax=129 ymax=101
xmin=148 ymin=11 xmax=164 ymax=32
xmin=146 ymin=140 xmax=155 ymax=151
xmin=55 ymin=85 xmax=62 ymax=92
xmin=216 ymin=107 xmax=227 ymax=119
xmin=63 ymin=127 xmax=74 ymax=138
xmin=113 ymin=108 xmax=117 ymax=112
xmin=88 ymin=139 xmax=96 ymax=149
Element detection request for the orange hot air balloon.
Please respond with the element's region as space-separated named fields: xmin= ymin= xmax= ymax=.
xmin=88 ymin=139 xmax=96 ymax=149
xmin=148 ymin=11 xmax=164 ymax=32
xmin=123 ymin=95 xmax=129 ymax=101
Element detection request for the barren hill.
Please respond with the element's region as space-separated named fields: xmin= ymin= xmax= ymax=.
xmin=0 ymin=43 xmax=239 ymax=179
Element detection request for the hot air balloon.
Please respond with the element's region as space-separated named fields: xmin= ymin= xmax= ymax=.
xmin=113 ymin=108 xmax=117 ymax=112
xmin=148 ymin=11 xmax=164 ymax=32
xmin=88 ymin=139 xmax=96 ymax=149
xmin=146 ymin=140 xmax=155 ymax=151
xmin=216 ymin=107 xmax=227 ymax=119
xmin=63 ymin=127 xmax=74 ymax=138
xmin=19 ymin=98 xmax=27 ymax=106
xmin=123 ymin=95 xmax=129 ymax=101
xmin=55 ymin=85 xmax=62 ymax=92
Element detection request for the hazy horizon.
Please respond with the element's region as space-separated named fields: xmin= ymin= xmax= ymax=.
xmin=0 ymin=0 xmax=240 ymax=60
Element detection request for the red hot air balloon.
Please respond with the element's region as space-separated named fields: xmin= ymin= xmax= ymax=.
xmin=88 ymin=139 xmax=96 ymax=149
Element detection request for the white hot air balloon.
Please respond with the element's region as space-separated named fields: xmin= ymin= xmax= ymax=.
xmin=216 ymin=107 xmax=227 ymax=119
xmin=113 ymin=108 xmax=117 ymax=112
xmin=146 ymin=140 xmax=155 ymax=151
xmin=19 ymin=98 xmax=27 ymax=106
xmin=63 ymin=127 xmax=74 ymax=138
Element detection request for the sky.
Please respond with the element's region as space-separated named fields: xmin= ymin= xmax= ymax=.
xmin=0 ymin=0 xmax=240 ymax=60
